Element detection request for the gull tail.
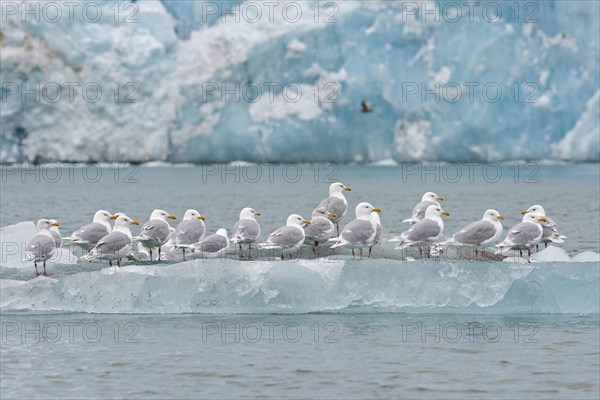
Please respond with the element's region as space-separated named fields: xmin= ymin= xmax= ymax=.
xmin=23 ymin=252 xmax=35 ymax=262
xmin=402 ymin=218 xmax=415 ymax=224
xmin=257 ymin=243 xmax=283 ymax=250
xmin=549 ymin=234 xmax=565 ymax=244
xmin=328 ymin=237 xmax=349 ymax=249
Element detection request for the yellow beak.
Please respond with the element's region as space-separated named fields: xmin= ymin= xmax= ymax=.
xmin=442 ymin=211 xmax=451 ymax=216
xmin=498 ymin=215 xmax=505 ymax=220
xmin=255 ymin=212 xmax=261 ymax=216
xmin=111 ymin=215 xmax=118 ymax=220
xmin=304 ymin=220 xmax=312 ymax=225
xmin=344 ymin=187 xmax=352 ymax=191
xmin=168 ymin=215 xmax=177 ymax=220
xmin=328 ymin=213 xmax=337 ymax=218
xmin=198 ymin=216 xmax=206 ymax=221
xmin=131 ymin=220 xmax=140 ymax=225
xmin=520 ymin=210 xmax=529 ymax=215
xmin=436 ymin=197 xmax=445 ymax=201
xmin=52 ymin=222 xmax=60 ymax=227
xmin=538 ymin=217 xmax=548 ymax=223
xmin=373 ymin=208 xmax=382 ymax=213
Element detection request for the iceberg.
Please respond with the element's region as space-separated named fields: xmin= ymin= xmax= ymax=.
xmin=0 ymin=1 xmax=598 ymax=163
xmin=0 ymin=258 xmax=598 ymax=314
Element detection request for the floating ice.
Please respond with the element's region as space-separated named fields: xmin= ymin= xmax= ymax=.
xmin=0 ymin=257 xmax=598 ymax=314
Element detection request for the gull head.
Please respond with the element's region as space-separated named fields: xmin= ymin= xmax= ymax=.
xmin=483 ymin=209 xmax=504 ymax=222
xmin=36 ymin=219 xmax=59 ymax=231
xmin=287 ymin=214 xmax=310 ymax=227
xmin=355 ymin=202 xmax=382 ymax=217
xmin=424 ymin=204 xmax=450 ymax=218
xmin=114 ymin=214 xmax=140 ymax=227
xmin=150 ymin=209 xmax=177 ymax=221
xmin=184 ymin=209 xmax=205 ymax=221
xmin=329 ymin=182 xmax=352 ymax=195
xmin=240 ymin=207 xmax=260 ymax=219
xmin=312 ymin=207 xmax=336 ymax=219
xmin=522 ymin=213 xmax=546 ymax=224
xmin=93 ymin=210 xmax=114 ymax=223
xmin=521 ymin=204 xmax=546 ymax=216
xmin=422 ymin=192 xmax=444 ymax=202
xmin=216 ymin=228 xmax=228 ymax=237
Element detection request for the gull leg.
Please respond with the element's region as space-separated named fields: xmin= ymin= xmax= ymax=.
xmin=182 ymin=249 xmax=186 ymax=261
xmin=149 ymin=248 xmax=153 ymax=261
xmin=360 ymin=248 xmax=363 ymax=260
xmin=419 ymin=246 xmax=423 ymax=259
xmin=117 ymin=259 xmax=121 ymax=268
xmin=109 ymin=260 xmax=112 ymax=267
xmin=34 ymin=262 xmax=39 ymax=276
xmin=519 ymin=249 xmax=523 ymax=258
xmin=336 ymin=223 xmax=340 ymax=236
xmin=544 ymin=243 xmax=548 ymax=248
xmin=352 ymin=249 xmax=355 ymax=259
xmin=158 ymin=247 xmax=162 ymax=261
xmin=43 ymin=261 xmax=47 ymax=276
xmin=368 ymin=246 xmax=372 ymax=258
xmin=475 ymin=248 xmax=478 ymax=260
xmin=528 ymin=248 xmax=531 ymax=257
xmin=239 ymin=244 xmax=243 ymax=258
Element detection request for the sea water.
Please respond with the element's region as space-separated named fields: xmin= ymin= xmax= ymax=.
xmin=1 ymin=163 xmax=599 ymax=398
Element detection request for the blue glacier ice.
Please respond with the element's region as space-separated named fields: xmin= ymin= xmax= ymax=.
xmin=1 ymin=0 xmax=598 ymax=163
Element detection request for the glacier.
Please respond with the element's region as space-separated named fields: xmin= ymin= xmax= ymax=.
xmin=1 ymin=0 xmax=599 ymax=163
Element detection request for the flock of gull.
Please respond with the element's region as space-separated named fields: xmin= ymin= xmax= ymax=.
xmin=24 ymin=182 xmax=566 ymax=276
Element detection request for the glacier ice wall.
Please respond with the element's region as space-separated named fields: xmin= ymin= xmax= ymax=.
xmin=1 ymin=258 xmax=599 ymax=314
xmin=1 ymin=0 xmax=599 ymax=163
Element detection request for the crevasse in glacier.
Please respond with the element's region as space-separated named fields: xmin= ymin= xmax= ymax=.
xmin=1 ymin=0 xmax=598 ymax=163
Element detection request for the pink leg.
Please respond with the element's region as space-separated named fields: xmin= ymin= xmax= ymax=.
xmin=149 ymin=248 xmax=153 ymax=261
xmin=34 ymin=262 xmax=39 ymax=276
xmin=43 ymin=261 xmax=48 ymax=276
xmin=368 ymin=246 xmax=372 ymax=258
xmin=158 ymin=247 xmax=162 ymax=260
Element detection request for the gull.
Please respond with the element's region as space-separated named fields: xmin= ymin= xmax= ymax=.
xmin=231 ymin=208 xmax=261 ymax=258
xmin=24 ymin=219 xmax=60 ymax=276
xmin=83 ymin=214 xmax=140 ymax=267
xmin=136 ymin=209 xmax=177 ymax=261
xmin=521 ymin=205 xmax=567 ymax=248
xmin=64 ymin=210 xmax=115 ymax=250
xmin=330 ymin=203 xmax=382 ymax=259
xmin=403 ymin=192 xmax=445 ymax=225
xmin=303 ymin=207 xmax=336 ymax=256
xmin=391 ymin=205 xmax=450 ymax=257
xmin=495 ymin=213 xmax=553 ymax=257
xmin=185 ymin=228 xmax=230 ymax=259
xmin=173 ymin=209 xmax=206 ymax=261
xmin=318 ymin=182 xmax=352 ymax=235
xmin=434 ymin=209 xmax=504 ymax=259
xmin=258 ymin=214 xmax=311 ymax=260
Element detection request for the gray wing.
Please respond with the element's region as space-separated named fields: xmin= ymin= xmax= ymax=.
xmin=50 ymin=231 xmax=61 ymax=247
xmin=541 ymin=217 xmax=559 ymax=238
xmin=304 ymin=218 xmax=334 ymax=239
xmin=175 ymin=220 xmax=204 ymax=245
xmin=193 ymin=234 xmax=228 ymax=253
xmin=374 ymin=223 xmax=382 ymax=243
xmin=140 ymin=220 xmax=170 ymax=242
xmin=453 ymin=220 xmax=496 ymax=245
xmin=267 ymin=226 xmax=304 ymax=248
xmin=233 ymin=219 xmax=260 ymax=241
xmin=93 ymin=232 xmax=131 ymax=254
xmin=27 ymin=234 xmax=56 ymax=258
xmin=507 ymin=223 xmax=541 ymax=245
xmin=403 ymin=219 xmax=441 ymax=242
xmin=318 ymin=197 xmax=346 ymax=219
xmin=413 ymin=200 xmax=436 ymax=220
xmin=341 ymin=220 xmax=374 ymax=244
xmin=72 ymin=222 xmax=109 ymax=243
